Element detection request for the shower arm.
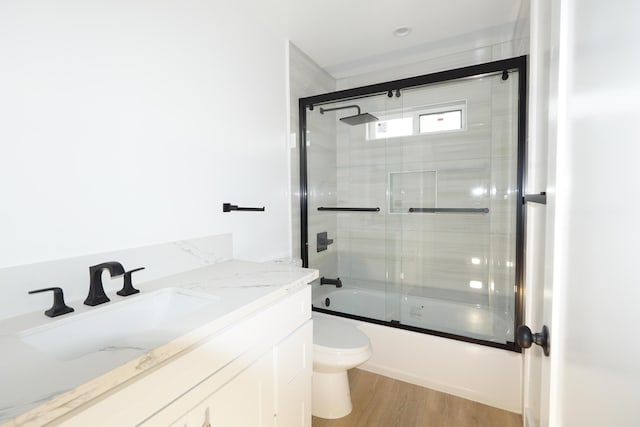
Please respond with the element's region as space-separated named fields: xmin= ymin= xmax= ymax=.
xmin=319 ymin=105 xmax=361 ymax=115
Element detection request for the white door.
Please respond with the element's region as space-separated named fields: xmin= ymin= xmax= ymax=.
xmin=524 ymin=1 xmax=640 ymax=426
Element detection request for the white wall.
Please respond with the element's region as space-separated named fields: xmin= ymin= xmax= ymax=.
xmin=0 ymin=0 xmax=291 ymax=269
xmin=334 ymin=24 xmax=525 ymax=89
xmin=512 ymin=0 xmax=531 ymax=57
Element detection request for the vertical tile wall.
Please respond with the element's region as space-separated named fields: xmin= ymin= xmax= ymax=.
xmin=292 ymin=29 xmax=524 ymax=340
xmin=327 ymin=74 xmax=519 ymax=330
xmin=288 ymin=44 xmax=336 ymax=269
xmin=305 ymin=107 xmax=338 ymax=278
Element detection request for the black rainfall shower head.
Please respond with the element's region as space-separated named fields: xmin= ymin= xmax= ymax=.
xmin=319 ymin=104 xmax=379 ymax=126
xmin=339 ymin=112 xmax=379 ymax=125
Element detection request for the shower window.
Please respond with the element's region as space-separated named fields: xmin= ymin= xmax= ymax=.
xmin=419 ymin=109 xmax=462 ymax=133
xmin=368 ymin=117 xmax=413 ymax=140
xmin=366 ymin=101 xmax=466 ymax=141
xmin=299 ymin=57 xmax=527 ymax=351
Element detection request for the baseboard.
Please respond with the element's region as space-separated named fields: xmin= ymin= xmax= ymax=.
xmin=359 ymin=362 xmax=521 ymax=414
xmin=524 ymin=407 xmax=538 ymax=427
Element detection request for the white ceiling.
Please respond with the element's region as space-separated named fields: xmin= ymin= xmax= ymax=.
xmin=285 ymin=0 xmax=522 ymax=77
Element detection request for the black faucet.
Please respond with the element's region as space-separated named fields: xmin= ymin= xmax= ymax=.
xmin=320 ymin=277 xmax=343 ymax=288
xmin=85 ymin=261 xmax=125 ymax=306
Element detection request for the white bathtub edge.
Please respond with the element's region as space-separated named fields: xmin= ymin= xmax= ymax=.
xmin=313 ymin=312 xmax=523 ymax=414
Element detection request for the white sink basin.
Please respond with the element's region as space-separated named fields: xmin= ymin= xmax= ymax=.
xmin=18 ymin=288 xmax=220 ymax=361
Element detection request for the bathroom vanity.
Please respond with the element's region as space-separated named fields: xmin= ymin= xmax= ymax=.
xmin=0 ymin=260 xmax=318 ymax=426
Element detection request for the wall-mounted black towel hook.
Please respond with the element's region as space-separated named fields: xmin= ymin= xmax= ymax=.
xmin=223 ymin=203 xmax=265 ymax=212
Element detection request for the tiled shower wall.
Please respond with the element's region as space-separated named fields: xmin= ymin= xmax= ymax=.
xmin=293 ymin=28 xmax=524 ymax=315
xmin=288 ymin=44 xmax=336 ymax=268
xmin=331 ymin=74 xmax=519 ymax=313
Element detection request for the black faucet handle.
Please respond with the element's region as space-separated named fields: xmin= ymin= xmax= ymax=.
xmin=117 ymin=267 xmax=145 ymax=297
xmin=28 ymin=287 xmax=74 ymax=318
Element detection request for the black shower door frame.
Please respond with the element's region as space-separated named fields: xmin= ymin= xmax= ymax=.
xmin=299 ymin=56 xmax=527 ymax=352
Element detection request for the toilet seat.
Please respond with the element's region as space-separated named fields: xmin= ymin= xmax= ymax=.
xmin=312 ymin=315 xmax=372 ymax=373
xmin=313 ymin=316 xmax=370 ymax=354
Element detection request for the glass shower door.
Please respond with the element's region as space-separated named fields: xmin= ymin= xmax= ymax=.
xmin=302 ymin=57 xmax=525 ymax=348
xmin=306 ymin=93 xmax=397 ymax=322
xmin=382 ymin=72 xmax=519 ymax=343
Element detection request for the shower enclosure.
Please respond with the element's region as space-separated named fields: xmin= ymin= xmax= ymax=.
xmin=300 ymin=57 xmax=526 ymax=350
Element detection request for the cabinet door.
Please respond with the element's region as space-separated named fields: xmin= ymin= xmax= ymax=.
xmin=275 ymin=321 xmax=312 ymax=427
xmin=163 ymin=320 xmax=312 ymax=427
xmin=171 ymin=351 xmax=274 ymax=427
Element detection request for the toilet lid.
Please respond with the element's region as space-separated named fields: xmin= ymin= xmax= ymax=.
xmin=313 ymin=315 xmax=370 ymax=351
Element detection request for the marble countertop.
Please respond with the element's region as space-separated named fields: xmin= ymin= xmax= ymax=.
xmin=0 ymin=260 xmax=318 ymax=426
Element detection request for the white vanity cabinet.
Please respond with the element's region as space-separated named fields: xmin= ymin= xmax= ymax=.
xmin=57 ymin=286 xmax=312 ymax=427
xmin=165 ymin=322 xmax=312 ymax=427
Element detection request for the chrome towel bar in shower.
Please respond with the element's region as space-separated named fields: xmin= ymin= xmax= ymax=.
xmin=318 ymin=207 xmax=380 ymax=212
xmin=409 ymin=207 xmax=490 ymax=213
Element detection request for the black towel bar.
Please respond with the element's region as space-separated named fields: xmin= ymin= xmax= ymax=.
xmin=223 ymin=203 xmax=265 ymax=212
xmin=408 ymin=207 xmax=490 ymax=213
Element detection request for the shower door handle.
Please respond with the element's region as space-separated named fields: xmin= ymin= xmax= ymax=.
xmin=516 ymin=325 xmax=550 ymax=356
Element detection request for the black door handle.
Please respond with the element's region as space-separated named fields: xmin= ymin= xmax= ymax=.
xmin=517 ymin=325 xmax=550 ymax=356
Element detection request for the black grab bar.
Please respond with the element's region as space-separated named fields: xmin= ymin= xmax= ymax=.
xmin=408 ymin=207 xmax=490 ymax=213
xmin=318 ymin=207 xmax=380 ymax=212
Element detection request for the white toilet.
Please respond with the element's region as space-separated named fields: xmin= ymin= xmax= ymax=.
xmin=312 ymin=313 xmax=372 ymax=419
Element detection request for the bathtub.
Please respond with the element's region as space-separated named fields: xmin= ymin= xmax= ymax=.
xmin=311 ymin=286 xmax=523 ymax=413
xmin=313 ymin=287 xmax=513 ymax=344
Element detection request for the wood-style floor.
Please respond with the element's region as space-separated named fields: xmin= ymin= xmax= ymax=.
xmin=312 ymin=369 xmax=522 ymax=427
